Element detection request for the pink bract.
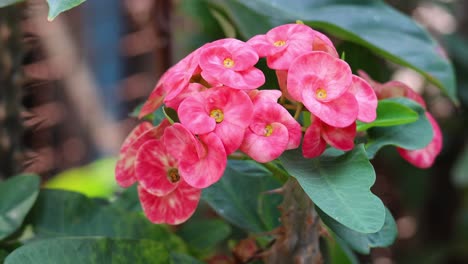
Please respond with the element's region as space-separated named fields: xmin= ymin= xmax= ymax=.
xmin=310 ymin=29 xmax=339 ymax=57
xmin=135 ymin=139 xmax=180 ymax=197
xmin=241 ymin=101 xmax=301 ymax=162
xmin=247 ymin=89 xmax=282 ymax=104
xmin=348 ymin=75 xmax=378 ymax=123
xmin=288 ymin=51 xmax=358 ymax=127
xmin=115 ymin=120 xmax=170 ymax=187
xmin=164 ymin=123 xmax=227 ymax=188
xmin=164 ymin=49 xmax=202 ymax=101
xmin=199 ymin=38 xmax=265 ymax=90
xmin=248 ymin=23 xmax=315 ymax=70
xmin=303 ymin=115 xmax=356 ymax=158
xmin=178 ymin=86 xmax=253 ymax=154
xmin=138 ymin=182 xmax=201 ymax=225
xmin=138 ymin=72 xmax=170 ymax=119
xmin=397 ymin=113 xmax=443 ymax=168
xmin=357 ymin=70 xmax=426 ymax=108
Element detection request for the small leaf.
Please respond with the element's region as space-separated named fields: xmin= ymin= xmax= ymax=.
xmin=0 ymin=174 xmax=40 ymax=240
xmin=318 ymin=207 xmax=397 ymax=254
xmin=111 ymin=184 xmax=142 ymax=212
xmin=202 ymin=161 xmax=282 ymax=233
xmin=46 ymin=0 xmax=86 ymax=21
xmin=280 ymin=145 xmax=385 ymax=233
xmin=365 ymin=98 xmax=433 ymax=158
xmin=5 ymin=237 xmax=171 ymax=264
xmin=177 ymin=219 xmax=231 ymax=255
xmin=357 ymin=99 xmax=419 ymax=131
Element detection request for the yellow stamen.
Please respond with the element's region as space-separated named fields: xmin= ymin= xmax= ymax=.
xmin=223 ymin=58 xmax=235 ymax=68
xmin=210 ymin=109 xmax=224 ymax=123
xmin=264 ymin=124 xmax=273 ymax=137
xmin=167 ymin=168 xmax=180 ymax=183
xmin=274 ymin=40 xmax=286 ymax=47
xmin=315 ymin=88 xmax=327 ymax=100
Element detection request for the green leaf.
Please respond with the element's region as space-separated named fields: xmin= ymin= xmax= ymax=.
xmin=111 ymin=184 xmax=142 ymax=212
xmin=177 ymin=219 xmax=231 ymax=255
xmin=27 ymin=189 xmax=186 ymax=252
xmin=46 ymin=0 xmax=86 ymax=21
xmin=170 ymin=253 xmax=205 ymax=264
xmin=202 ymin=161 xmax=282 ymax=233
xmin=318 ymin=207 xmax=397 ymax=254
xmin=0 ymin=0 xmax=23 ymax=8
xmin=5 ymin=237 xmax=171 ymax=264
xmin=365 ymin=98 xmax=433 ymax=158
xmin=357 ymin=99 xmax=419 ymax=131
xmin=0 ymin=174 xmax=40 ymax=240
xmin=279 ymin=145 xmax=385 ymax=233
xmin=205 ymin=0 xmax=457 ymax=102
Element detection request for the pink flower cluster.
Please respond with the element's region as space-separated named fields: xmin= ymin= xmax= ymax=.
xmin=117 ymin=23 xmax=447 ymax=225
xmin=248 ymin=23 xmax=377 ymax=158
xmin=358 ymin=71 xmax=443 ymax=168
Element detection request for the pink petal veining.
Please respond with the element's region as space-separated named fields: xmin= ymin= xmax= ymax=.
xmin=138 ymin=182 xmax=201 ymax=225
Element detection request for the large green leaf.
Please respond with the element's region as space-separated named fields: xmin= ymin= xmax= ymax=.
xmin=366 ymin=98 xmax=433 ymax=158
xmin=5 ymin=237 xmax=171 ymax=264
xmin=318 ymin=207 xmax=397 ymax=254
xmin=46 ymin=0 xmax=86 ymax=21
xmin=177 ymin=219 xmax=231 ymax=255
xmin=280 ymin=145 xmax=385 ymax=233
xmin=357 ymin=99 xmax=419 ymax=131
xmin=27 ymin=189 xmax=185 ymax=252
xmin=0 ymin=174 xmax=40 ymax=240
xmin=202 ymin=161 xmax=282 ymax=233
xmin=205 ymin=0 xmax=457 ymax=102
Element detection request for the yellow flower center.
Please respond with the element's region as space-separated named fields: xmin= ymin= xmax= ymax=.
xmin=223 ymin=58 xmax=235 ymax=68
xmin=315 ymin=88 xmax=327 ymax=100
xmin=167 ymin=168 xmax=180 ymax=183
xmin=264 ymin=124 xmax=273 ymax=137
xmin=210 ymin=109 xmax=224 ymax=123
xmin=273 ymin=40 xmax=286 ymax=47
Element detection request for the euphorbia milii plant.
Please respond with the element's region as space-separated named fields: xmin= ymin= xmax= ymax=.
xmin=116 ymin=22 xmax=443 ymax=228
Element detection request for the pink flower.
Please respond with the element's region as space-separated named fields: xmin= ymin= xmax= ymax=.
xmin=310 ymin=29 xmax=339 ymax=57
xmin=164 ymin=83 xmax=207 ymax=111
xmin=164 ymin=49 xmax=201 ymax=101
xmin=241 ymin=101 xmax=301 ymax=162
xmin=138 ymin=72 xmax=170 ymax=119
xmin=199 ymin=38 xmax=265 ymax=90
xmin=303 ymin=115 xmax=356 ymax=158
xmin=397 ymin=113 xmax=442 ymax=168
xmin=115 ymin=120 xmax=170 ymax=187
xmin=138 ymin=182 xmax=201 ymax=225
xmin=248 ymin=23 xmax=315 ymax=70
xmin=178 ymin=86 xmax=253 ymax=154
xmin=164 ymin=123 xmax=227 ymax=188
xmin=348 ymin=75 xmax=378 ymax=123
xmin=247 ymin=89 xmax=282 ymax=104
xmin=357 ymin=70 xmax=426 ymax=108
xmin=287 ymin=51 xmax=358 ymax=127
xmin=358 ymin=70 xmax=442 ymax=168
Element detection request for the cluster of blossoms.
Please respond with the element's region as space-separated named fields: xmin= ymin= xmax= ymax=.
xmin=115 ymin=23 xmax=441 ymax=225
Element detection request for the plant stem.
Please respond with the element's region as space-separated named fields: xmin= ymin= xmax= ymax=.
xmin=264 ymin=177 xmax=322 ymax=264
